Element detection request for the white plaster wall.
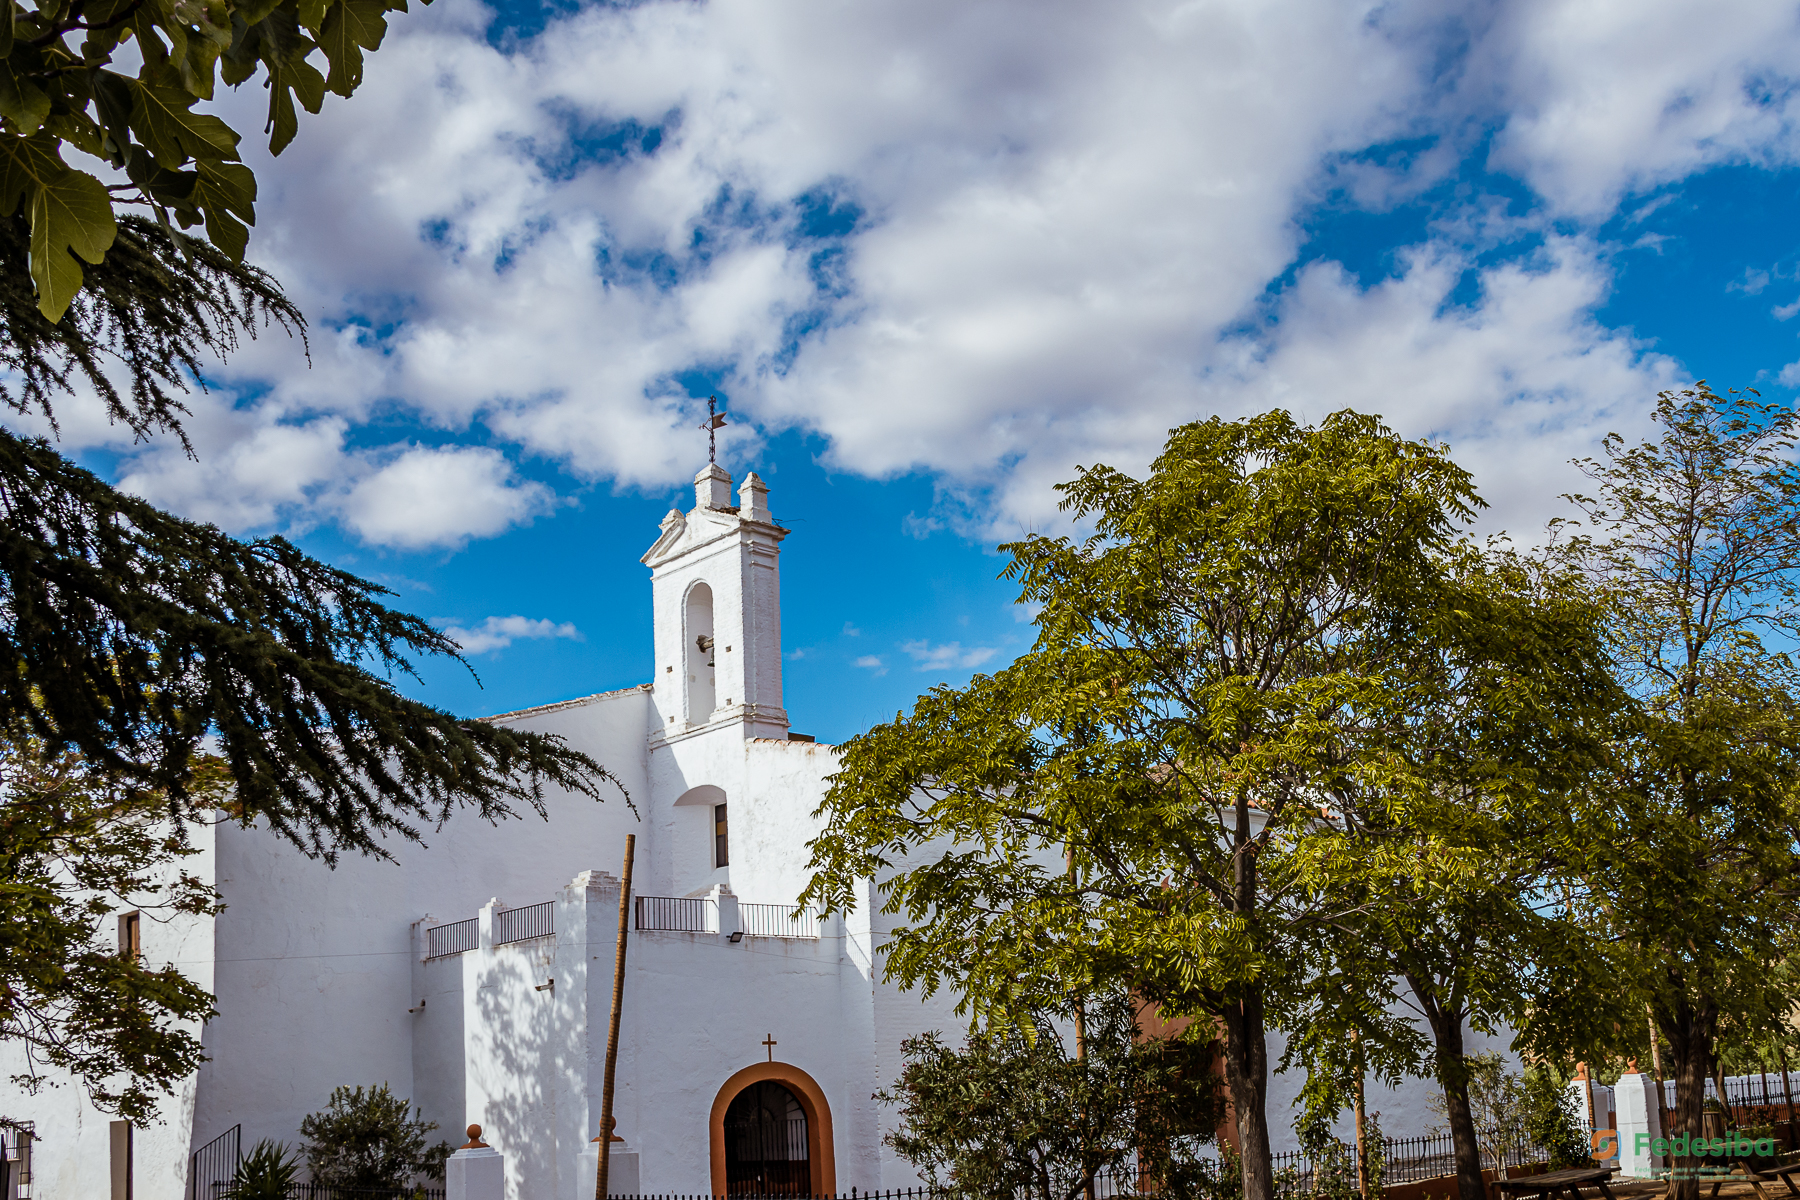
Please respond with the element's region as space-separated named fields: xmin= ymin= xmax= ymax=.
xmin=189 ymin=685 xmax=653 ymax=1163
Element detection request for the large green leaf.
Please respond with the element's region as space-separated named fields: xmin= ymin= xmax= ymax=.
xmin=0 ymin=137 xmax=118 ymax=320
xmin=127 ymin=80 xmax=241 ymax=169
xmin=318 ymin=0 xmax=390 ymax=97
xmin=192 ymin=159 xmax=255 ymax=259
xmin=0 ymin=65 xmax=50 ymax=136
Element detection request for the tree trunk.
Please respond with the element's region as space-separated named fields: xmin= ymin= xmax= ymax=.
xmin=1409 ymin=974 xmax=1485 ymax=1200
xmin=1659 ymin=995 xmax=1720 ymax=1200
xmin=1221 ymin=988 xmax=1276 ymax=1200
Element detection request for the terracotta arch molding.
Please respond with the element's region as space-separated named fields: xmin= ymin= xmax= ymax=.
xmin=709 ymin=1061 xmax=837 ymax=1197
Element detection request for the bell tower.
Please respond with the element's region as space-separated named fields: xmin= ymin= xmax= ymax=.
xmin=642 ymin=464 xmax=789 ymax=740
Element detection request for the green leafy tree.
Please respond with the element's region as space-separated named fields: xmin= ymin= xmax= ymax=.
xmin=299 ymin=1083 xmax=450 ymax=1189
xmin=1521 ymin=1065 xmax=1588 ymax=1170
xmin=878 ymin=990 xmax=1222 ymax=1200
xmin=228 ymin=1139 xmax=300 ymax=1200
xmin=805 ymin=410 xmax=1577 ymax=1200
xmin=1550 ymin=385 xmax=1800 ymax=1200
xmin=0 ymin=0 xmax=421 ymax=320
xmin=0 ymin=723 xmax=221 ymax=1122
xmin=1274 ymin=533 xmax=1617 ymax=1200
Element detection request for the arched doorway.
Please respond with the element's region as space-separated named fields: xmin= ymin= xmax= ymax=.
xmin=723 ymin=1080 xmax=809 ymax=1195
xmin=709 ymin=1063 xmax=836 ymax=1197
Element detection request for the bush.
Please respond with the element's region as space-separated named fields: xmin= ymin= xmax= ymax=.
xmin=1522 ymin=1066 xmax=1588 ymax=1169
xmin=298 ymin=1083 xmax=451 ymax=1189
xmin=229 ymin=1140 xmax=298 ymax=1200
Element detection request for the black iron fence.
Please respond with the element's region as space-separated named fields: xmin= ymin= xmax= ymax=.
xmin=494 ymin=901 xmax=554 ymax=945
xmin=189 ymin=1124 xmax=240 ymax=1199
xmin=638 ymin=895 xmax=712 ymax=932
xmin=1662 ymin=1074 xmax=1800 ymax=1110
xmin=739 ymin=903 xmax=823 ymax=939
xmin=284 ymin=1186 xmax=447 ymax=1199
xmin=426 ymin=918 xmax=478 ymax=959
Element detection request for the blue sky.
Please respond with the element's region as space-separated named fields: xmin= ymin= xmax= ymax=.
xmin=22 ymin=0 xmax=1800 ymax=743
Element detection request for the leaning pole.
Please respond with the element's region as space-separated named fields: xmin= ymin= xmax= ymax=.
xmin=597 ymin=834 xmax=636 ymax=1200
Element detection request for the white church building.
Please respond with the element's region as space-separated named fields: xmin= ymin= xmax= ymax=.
xmin=3 ymin=460 xmax=1525 ymax=1200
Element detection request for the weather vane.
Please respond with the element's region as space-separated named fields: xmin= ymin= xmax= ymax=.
xmin=699 ymin=395 xmax=727 ymax=465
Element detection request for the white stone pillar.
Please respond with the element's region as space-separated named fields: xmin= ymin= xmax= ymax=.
xmin=1616 ymin=1072 xmax=1665 ymax=1180
xmin=580 ymin=1137 xmax=642 ymax=1196
xmin=447 ymin=1126 xmax=504 ymax=1200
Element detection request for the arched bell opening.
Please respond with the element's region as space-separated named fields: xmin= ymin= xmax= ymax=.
xmin=685 ymin=581 xmax=716 ymax=722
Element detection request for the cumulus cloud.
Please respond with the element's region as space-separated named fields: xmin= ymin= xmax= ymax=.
xmin=439 ymin=614 xmax=584 ymax=655
xmin=45 ymin=0 xmax=1795 ymax=549
xmin=1473 ymin=0 xmax=1800 ymax=217
xmin=853 ymin=654 xmax=888 ymax=676
xmin=339 ymin=446 xmax=557 ymax=548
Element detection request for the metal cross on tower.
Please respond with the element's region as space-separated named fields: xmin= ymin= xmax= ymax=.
xmin=700 ymin=395 xmax=727 ymax=465
xmin=763 ymin=1033 xmax=778 ymax=1061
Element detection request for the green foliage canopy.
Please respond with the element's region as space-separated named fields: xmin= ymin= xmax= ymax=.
xmin=878 ymin=991 xmax=1223 ymax=1200
xmin=0 ymin=0 xmax=420 ymax=319
xmin=1550 ymin=385 xmax=1800 ymax=1200
xmin=805 ymin=410 xmax=1575 ymax=1200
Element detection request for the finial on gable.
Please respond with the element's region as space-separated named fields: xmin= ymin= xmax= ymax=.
xmin=695 ymin=463 xmax=733 ymax=511
xmin=740 ymin=472 xmax=772 ymax=524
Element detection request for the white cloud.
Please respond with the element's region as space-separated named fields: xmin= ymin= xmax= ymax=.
xmin=901 ymin=640 xmax=998 ymax=671
xmin=44 ymin=0 xmax=1791 ymax=550
xmin=339 ymin=446 xmax=557 ymax=549
xmin=1780 ymin=361 xmax=1800 ymax=388
xmin=438 ymin=614 xmax=584 ymax=655
xmin=853 ymin=654 xmax=887 ymax=676
xmin=1775 ymin=299 xmax=1800 ymax=321
xmin=1473 ymin=0 xmax=1800 ymax=216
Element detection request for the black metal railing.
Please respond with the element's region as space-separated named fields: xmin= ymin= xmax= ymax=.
xmin=494 ymin=901 xmax=554 ymax=945
xmin=739 ymin=904 xmax=822 ymax=939
xmin=1662 ymin=1073 xmax=1800 ymax=1110
xmin=426 ymin=918 xmax=478 ymax=959
xmin=637 ymin=895 xmax=712 ymax=932
xmin=285 ymin=1186 xmax=447 ymax=1199
xmin=189 ymin=1123 xmax=239 ymax=1199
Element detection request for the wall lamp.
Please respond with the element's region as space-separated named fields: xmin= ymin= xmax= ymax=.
xmin=535 ymin=978 xmax=555 ymax=992
xmin=728 ymin=931 xmax=744 ymax=944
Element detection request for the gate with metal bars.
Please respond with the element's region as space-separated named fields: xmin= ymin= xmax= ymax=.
xmin=189 ymin=1123 xmax=241 ymax=1199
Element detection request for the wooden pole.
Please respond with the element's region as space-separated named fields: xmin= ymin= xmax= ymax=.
xmin=1649 ymin=1013 xmax=1669 ymax=1154
xmin=1354 ymin=1032 xmax=1368 ymax=1200
xmin=596 ymin=835 xmax=636 ymax=1200
xmin=1780 ymin=1045 xmax=1796 ymax=1152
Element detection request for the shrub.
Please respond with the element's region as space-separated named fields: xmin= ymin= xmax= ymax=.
xmin=229 ymin=1140 xmax=299 ymax=1200
xmin=298 ymin=1083 xmax=451 ymax=1189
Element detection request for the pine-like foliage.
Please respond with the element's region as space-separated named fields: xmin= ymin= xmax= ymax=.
xmin=0 ymin=214 xmax=303 ymax=448
xmin=0 ymin=430 xmax=619 ymax=858
xmin=0 ymin=216 xmax=618 ymax=857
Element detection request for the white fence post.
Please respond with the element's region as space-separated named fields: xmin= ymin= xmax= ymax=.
xmin=1615 ymin=1072 xmax=1665 ymax=1179
xmin=447 ymin=1124 xmax=504 ymax=1200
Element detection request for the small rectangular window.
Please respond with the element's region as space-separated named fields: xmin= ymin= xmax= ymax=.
xmin=118 ymin=913 xmax=140 ymax=961
xmin=714 ymin=803 xmax=729 ymax=868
